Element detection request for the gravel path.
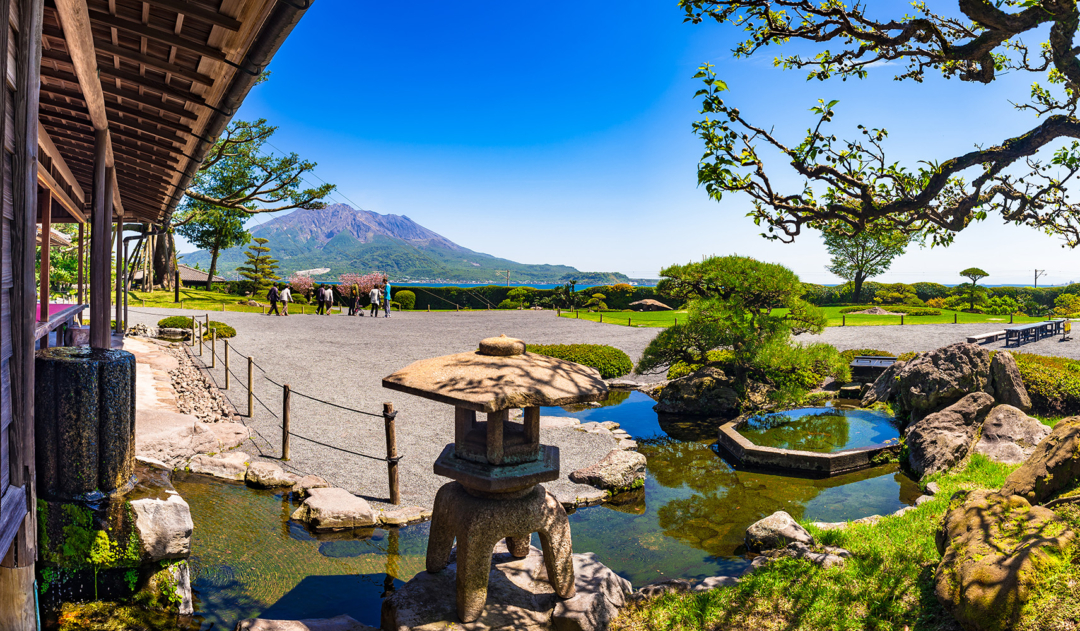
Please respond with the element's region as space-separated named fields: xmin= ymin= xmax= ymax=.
xmin=807 ymin=321 xmax=1080 ymax=359
xmin=126 ymin=308 xmax=661 ymax=509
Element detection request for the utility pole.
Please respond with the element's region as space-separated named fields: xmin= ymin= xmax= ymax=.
xmin=1035 ymin=269 xmax=1047 ymax=288
xmin=495 ymin=270 xmax=510 ymax=286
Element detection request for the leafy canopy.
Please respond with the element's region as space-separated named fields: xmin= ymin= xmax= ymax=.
xmin=823 ymin=222 xmax=909 ymax=301
xmin=682 ymin=0 xmax=1080 ymax=247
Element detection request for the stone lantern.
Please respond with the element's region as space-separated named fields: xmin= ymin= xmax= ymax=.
xmin=382 ymin=335 xmax=608 ymax=622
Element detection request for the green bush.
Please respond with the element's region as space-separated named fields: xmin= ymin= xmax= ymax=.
xmin=667 ymin=349 xmax=735 ymax=380
xmin=526 ymin=344 xmax=633 ymax=379
xmin=206 ymin=321 xmax=235 ymax=339
xmin=157 ymin=316 xmax=193 ymax=329
xmin=838 ymin=348 xmax=895 ymax=364
xmin=1014 ymin=353 xmax=1080 ymax=416
xmin=291 ymin=294 xmax=309 ymax=305
xmin=394 ymin=290 xmax=416 ymax=310
xmin=838 ymin=305 xmax=940 ymax=316
xmin=497 ymin=299 xmax=518 ymax=309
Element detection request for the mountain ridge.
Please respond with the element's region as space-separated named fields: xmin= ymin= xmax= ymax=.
xmin=182 ymin=204 xmax=629 ymax=284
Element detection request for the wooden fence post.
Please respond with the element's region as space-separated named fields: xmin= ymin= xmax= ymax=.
xmin=198 ymin=321 xmax=203 ymax=355
xmin=842 ymin=315 xmax=846 ymax=327
xmin=190 ymin=318 xmax=195 ymax=346
xmin=282 ymin=384 xmax=291 ymax=460
xmin=1010 ymin=313 xmax=1014 ymax=324
xmin=211 ymin=329 xmax=217 ymax=368
xmin=600 ymin=313 xmax=603 ymax=323
xmin=248 ymin=356 xmax=254 ymax=417
xmin=954 ymin=313 xmax=958 ymax=324
xmin=628 ymin=317 xmax=631 ymax=326
xmin=901 ymin=314 xmax=904 ymax=326
xmin=224 ymin=341 xmax=230 ymax=389
xmin=384 ymin=402 xmax=400 ymax=505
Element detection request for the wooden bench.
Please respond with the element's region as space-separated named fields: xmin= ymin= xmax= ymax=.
xmin=967 ymin=331 xmax=1006 ymax=344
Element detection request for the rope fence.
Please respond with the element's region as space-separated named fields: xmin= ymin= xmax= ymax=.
xmin=182 ymin=315 xmax=403 ymax=503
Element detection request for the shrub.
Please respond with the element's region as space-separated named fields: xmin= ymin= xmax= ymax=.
xmin=837 ymin=305 xmax=940 ymax=316
xmin=873 ymin=283 xmax=921 ymax=305
xmin=497 ymin=299 xmax=517 ymax=309
xmin=157 ymin=316 xmax=192 ymax=329
xmin=838 ymin=348 xmax=895 ymax=364
xmin=527 ymin=344 xmax=633 ymax=379
xmin=667 ymin=349 xmax=735 ymax=380
xmin=394 ymin=290 xmax=416 ymax=310
xmin=206 ymin=321 xmax=235 ymax=339
xmin=1013 ymin=354 xmax=1080 ymax=416
xmin=291 ymin=294 xmax=309 ymax=305
xmin=155 ymin=316 xmax=234 ymax=339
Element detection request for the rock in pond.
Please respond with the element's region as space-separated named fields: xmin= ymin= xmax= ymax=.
xmin=235 ymin=615 xmax=377 ymax=631
xmin=188 ymin=451 xmax=251 ymax=481
xmin=745 ymin=511 xmax=814 ymax=552
xmin=291 ymin=487 xmax=377 ymax=530
xmin=293 ymin=474 xmax=330 ymax=498
xmin=381 ymin=542 xmax=632 ymax=631
xmin=861 ymin=360 xmax=905 ymax=407
xmin=652 ymin=366 xmax=743 ymax=416
xmin=989 ymin=350 xmax=1032 ymax=412
xmin=246 ymin=461 xmax=297 ymax=488
xmin=1000 ymin=416 xmax=1080 ymax=503
xmin=934 ymin=489 xmax=1074 ymax=631
xmin=973 ymin=404 xmax=1051 ymax=465
xmin=131 ymin=492 xmax=193 ymax=562
xmin=569 ymin=449 xmax=646 ymax=492
xmin=905 ymin=392 xmax=994 ymax=478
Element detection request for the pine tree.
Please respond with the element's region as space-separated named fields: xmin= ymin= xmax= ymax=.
xmin=235 ymin=237 xmax=280 ymax=297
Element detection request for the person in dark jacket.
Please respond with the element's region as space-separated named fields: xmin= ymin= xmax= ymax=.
xmin=267 ymin=285 xmax=280 ymax=316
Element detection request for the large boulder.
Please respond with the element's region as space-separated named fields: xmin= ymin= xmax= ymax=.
xmin=1000 ymin=416 xmax=1080 ymax=504
xmin=861 ymin=360 xmax=906 ymax=407
xmin=569 ymin=450 xmax=646 ymax=492
xmin=989 ymin=350 xmax=1031 ymax=411
xmin=653 ymin=366 xmax=756 ymax=417
xmin=381 ymin=542 xmax=632 ymax=631
xmin=934 ymin=489 xmax=1075 ymax=631
xmin=890 ymin=343 xmax=992 ymax=421
xmin=290 ymin=487 xmax=376 ymax=530
xmin=745 ymin=511 xmax=814 ymax=552
xmin=905 ymin=392 xmax=994 ymax=478
xmin=973 ymin=405 xmax=1051 ymax=465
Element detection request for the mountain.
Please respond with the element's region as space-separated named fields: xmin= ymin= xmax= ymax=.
xmin=182 ymin=204 xmax=630 ymax=284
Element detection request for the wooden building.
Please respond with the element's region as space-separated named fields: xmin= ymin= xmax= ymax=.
xmin=0 ymin=1 xmax=313 ymax=627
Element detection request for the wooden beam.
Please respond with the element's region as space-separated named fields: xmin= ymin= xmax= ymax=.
xmin=37 ymin=163 xmax=86 ymax=223
xmin=40 ymin=107 xmax=189 ymax=146
xmin=52 ymin=0 xmax=107 ymax=130
xmin=88 ymin=9 xmax=227 ymax=62
xmin=37 ymin=122 xmax=87 ymax=205
xmin=77 ymin=223 xmax=84 ymax=308
xmin=94 ymin=40 xmax=214 ymax=87
xmin=40 ymin=91 xmax=197 ymax=138
xmin=39 ymin=188 xmax=52 ymax=323
xmin=41 ymin=110 xmax=186 ymax=153
xmin=138 ymin=0 xmax=242 ymax=32
xmin=114 ymin=215 xmax=122 ymax=332
xmin=46 ymin=130 xmax=181 ymax=171
xmin=40 ymin=64 xmax=200 ymax=120
xmin=90 ymin=128 xmax=110 ymax=349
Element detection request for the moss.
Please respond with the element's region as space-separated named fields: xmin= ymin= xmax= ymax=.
xmin=56 ymin=600 xmax=187 ymax=631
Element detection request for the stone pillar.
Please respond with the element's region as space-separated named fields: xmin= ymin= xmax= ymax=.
xmin=34 ymin=347 xmax=136 ymax=500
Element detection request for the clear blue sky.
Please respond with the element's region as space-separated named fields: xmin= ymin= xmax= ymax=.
xmin=179 ymin=1 xmax=1080 ymax=286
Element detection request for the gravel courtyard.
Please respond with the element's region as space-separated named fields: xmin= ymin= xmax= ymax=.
xmin=126 ymin=308 xmax=661 ymax=510
xmin=807 ymin=321 xmax=1080 ymax=359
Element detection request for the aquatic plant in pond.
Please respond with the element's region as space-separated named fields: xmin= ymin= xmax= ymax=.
xmin=739 ymin=406 xmax=900 ymax=453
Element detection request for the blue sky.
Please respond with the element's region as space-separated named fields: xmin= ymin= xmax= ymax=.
xmin=178 ymin=1 xmax=1080 ymax=286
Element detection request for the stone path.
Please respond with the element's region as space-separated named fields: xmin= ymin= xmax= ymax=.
xmin=125 ymin=308 xmax=661 ymax=510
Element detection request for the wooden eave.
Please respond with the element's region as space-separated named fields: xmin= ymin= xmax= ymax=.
xmin=37 ymin=0 xmax=299 ymax=224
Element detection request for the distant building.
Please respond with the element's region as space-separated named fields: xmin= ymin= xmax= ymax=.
xmin=133 ymin=264 xmax=226 ymax=289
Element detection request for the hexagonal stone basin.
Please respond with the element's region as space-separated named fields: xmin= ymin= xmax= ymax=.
xmin=738 ymin=406 xmax=900 ymax=453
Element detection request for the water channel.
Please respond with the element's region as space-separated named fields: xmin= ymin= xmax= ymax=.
xmin=180 ymin=391 xmax=920 ymax=629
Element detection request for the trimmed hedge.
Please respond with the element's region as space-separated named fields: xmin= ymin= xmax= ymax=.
xmin=526 ymin=343 xmax=633 ymax=379
xmin=1013 ymin=353 xmax=1080 ymax=416
xmin=394 ymin=290 xmax=416 ymax=310
xmin=837 ymin=305 xmax=941 ymax=316
xmin=156 ymin=316 xmax=235 ymax=339
xmin=403 ymin=284 xmax=681 ymax=311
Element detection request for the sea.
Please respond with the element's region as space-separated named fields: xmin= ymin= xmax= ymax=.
xmin=320 ymin=282 xmax=657 ymax=289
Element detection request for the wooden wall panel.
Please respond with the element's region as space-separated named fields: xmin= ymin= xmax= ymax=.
xmin=0 ymin=424 xmax=7 ymax=492
xmin=2 ymin=84 xmax=10 ymax=155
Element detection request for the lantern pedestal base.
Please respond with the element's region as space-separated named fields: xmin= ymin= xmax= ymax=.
xmin=426 ymin=481 xmax=575 ymax=623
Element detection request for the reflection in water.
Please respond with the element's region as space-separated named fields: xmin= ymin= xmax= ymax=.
xmin=740 ymin=406 xmax=900 ymax=453
xmin=178 ymin=391 xmax=918 ymax=626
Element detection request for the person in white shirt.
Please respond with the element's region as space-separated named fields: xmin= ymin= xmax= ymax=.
xmin=369 ymin=286 xmax=380 ymax=317
xmin=279 ymin=285 xmax=291 ymax=316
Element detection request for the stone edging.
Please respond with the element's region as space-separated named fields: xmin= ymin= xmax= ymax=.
xmin=716 ymin=417 xmax=900 ymax=475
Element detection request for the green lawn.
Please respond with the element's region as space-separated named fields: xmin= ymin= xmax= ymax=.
xmin=128 ymin=288 xmax=340 ymax=315
xmin=558 ymin=306 xmax=1048 ymax=328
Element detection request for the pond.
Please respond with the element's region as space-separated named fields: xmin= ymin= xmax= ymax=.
xmin=737 ymin=405 xmax=901 ymax=453
xmin=179 ymin=391 xmax=919 ymax=629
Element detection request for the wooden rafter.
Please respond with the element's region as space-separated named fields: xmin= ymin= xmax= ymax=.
xmin=136 ymin=0 xmax=242 ymax=32
xmin=88 ymin=9 xmax=226 ymax=62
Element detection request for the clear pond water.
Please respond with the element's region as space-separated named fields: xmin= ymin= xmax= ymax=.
xmin=738 ymin=405 xmax=901 ymax=453
xmin=177 ymin=391 xmax=919 ymax=629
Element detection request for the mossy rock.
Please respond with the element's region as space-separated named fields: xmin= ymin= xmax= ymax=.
xmin=1000 ymin=416 xmax=1080 ymax=504
xmin=934 ymin=489 xmax=1076 ymax=631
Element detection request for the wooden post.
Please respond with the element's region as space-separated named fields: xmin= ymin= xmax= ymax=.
xmin=427 ymin=305 xmax=430 ymax=312
xmin=224 ymin=341 xmax=229 ymax=389
xmin=282 ymin=384 xmax=291 ymax=460
xmin=384 ymin=402 xmax=400 ymax=505
xmin=38 ymin=188 xmax=51 ymax=323
xmin=211 ymin=328 xmax=216 ymax=368
xmin=77 ymin=223 xmax=84 ymax=320
xmin=901 ymin=314 xmax=904 ymax=326
xmin=222 ymin=303 xmax=225 ymax=312
xmin=248 ymin=356 xmax=254 ymax=417
xmin=115 ymin=217 xmax=122 ymax=333
xmin=198 ymin=321 xmax=203 ymax=355
xmin=174 ymin=270 xmax=180 ymax=303
xmin=89 ymin=132 xmax=111 ymax=349
xmin=842 ymin=315 xmax=846 ymax=327
xmin=1011 ymin=313 xmax=1014 ymax=324
xmin=599 ymin=313 xmax=603 ymax=323
xmin=190 ymin=317 xmax=195 ymax=346
xmin=954 ymin=313 xmax=957 ymax=324
xmin=628 ymin=317 xmax=631 ymax=326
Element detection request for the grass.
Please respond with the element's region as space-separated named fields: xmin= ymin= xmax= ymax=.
xmin=611 ymin=454 xmax=1020 ymax=631
xmin=559 ymin=306 xmax=1048 ymax=328
xmin=129 ymin=288 xmax=355 ymax=315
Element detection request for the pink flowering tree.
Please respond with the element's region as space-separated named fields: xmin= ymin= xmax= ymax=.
xmin=338 ymin=272 xmax=384 ymax=300
xmin=289 ymin=274 xmax=315 ymax=299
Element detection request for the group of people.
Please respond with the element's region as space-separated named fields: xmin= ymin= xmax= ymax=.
xmin=265 ymin=278 xmax=393 ymax=318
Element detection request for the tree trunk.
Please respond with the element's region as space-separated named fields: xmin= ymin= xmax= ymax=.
xmin=207 ymin=245 xmax=220 ymax=287
xmin=853 ymin=273 xmax=865 ymax=303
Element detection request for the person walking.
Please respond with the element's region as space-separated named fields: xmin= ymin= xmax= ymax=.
xmin=324 ymin=286 xmax=334 ymax=315
xmin=383 ymin=277 xmax=392 ymax=318
xmin=280 ymin=284 xmax=291 ymax=316
xmin=318 ymin=285 xmax=328 ymax=315
xmin=369 ymin=285 xmax=381 ymax=317
xmin=267 ymin=284 xmax=280 ymax=316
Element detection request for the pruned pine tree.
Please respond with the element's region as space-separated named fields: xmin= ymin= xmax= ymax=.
xmin=236 ymin=237 xmax=280 ymax=297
